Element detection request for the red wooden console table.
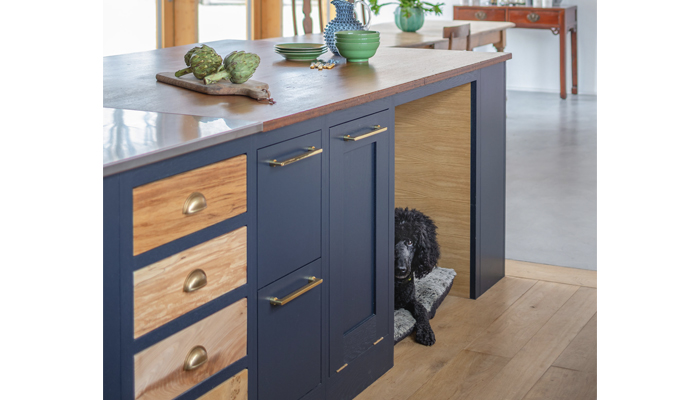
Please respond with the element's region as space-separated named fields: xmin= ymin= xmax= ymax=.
xmin=454 ymin=5 xmax=577 ymax=99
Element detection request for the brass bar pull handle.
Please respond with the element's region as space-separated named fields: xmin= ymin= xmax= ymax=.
xmin=270 ymin=277 xmax=323 ymax=306
xmin=343 ymin=125 xmax=387 ymax=141
xmin=183 ymin=192 xmax=207 ymax=215
xmin=269 ymin=146 xmax=323 ymax=167
xmin=183 ymin=345 xmax=208 ymax=371
xmin=526 ymin=12 xmax=540 ymax=23
xmin=475 ymin=11 xmax=487 ymax=20
xmin=183 ymin=269 xmax=207 ymax=293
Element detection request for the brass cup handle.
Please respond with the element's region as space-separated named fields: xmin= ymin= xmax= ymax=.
xmin=184 ymin=345 xmax=208 ymax=371
xmin=343 ymin=125 xmax=388 ymax=141
xmin=475 ymin=11 xmax=487 ymax=20
xmin=269 ymin=146 xmax=323 ymax=167
xmin=183 ymin=269 xmax=207 ymax=293
xmin=183 ymin=192 xmax=207 ymax=215
xmin=270 ymin=277 xmax=323 ymax=306
xmin=526 ymin=12 xmax=540 ymax=23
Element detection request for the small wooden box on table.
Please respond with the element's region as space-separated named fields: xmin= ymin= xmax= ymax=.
xmin=454 ymin=5 xmax=578 ymax=99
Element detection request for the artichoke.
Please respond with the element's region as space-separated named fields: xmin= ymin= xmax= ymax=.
xmin=175 ymin=45 xmax=222 ymax=79
xmin=203 ymin=51 xmax=261 ymax=85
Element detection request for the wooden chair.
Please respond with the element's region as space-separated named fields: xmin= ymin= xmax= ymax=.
xmin=292 ymin=0 xmax=326 ymax=35
xmin=442 ymin=24 xmax=470 ymax=51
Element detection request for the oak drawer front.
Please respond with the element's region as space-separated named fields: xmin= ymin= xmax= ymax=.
xmin=134 ymin=298 xmax=247 ymax=400
xmin=133 ymin=226 xmax=247 ymax=338
xmin=454 ymin=7 xmax=506 ymax=21
xmin=197 ymin=369 xmax=247 ymax=400
xmin=508 ymin=9 xmax=560 ymax=27
xmin=133 ymin=154 xmax=247 ymax=256
xmin=257 ymin=130 xmax=322 ymax=288
xmin=258 ymin=260 xmax=322 ymax=400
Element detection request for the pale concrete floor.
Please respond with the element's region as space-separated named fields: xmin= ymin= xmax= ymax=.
xmin=505 ymin=90 xmax=597 ymax=270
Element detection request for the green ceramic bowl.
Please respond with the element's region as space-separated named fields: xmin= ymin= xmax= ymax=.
xmin=335 ymin=41 xmax=380 ymax=62
xmin=335 ymin=30 xmax=380 ymax=38
xmin=335 ymin=36 xmax=380 ymax=43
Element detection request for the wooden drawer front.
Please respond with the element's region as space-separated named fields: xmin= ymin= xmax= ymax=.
xmin=134 ymin=298 xmax=247 ymax=400
xmin=133 ymin=154 xmax=247 ymax=255
xmin=258 ymin=260 xmax=322 ymax=400
xmin=133 ymin=226 xmax=247 ymax=338
xmin=454 ymin=7 xmax=506 ymax=21
xmin=197 ymin=369 xmax=247 ymax=400
xmin=257 ymin=130 xmax=322 ymax=288
xmin=508 ymin=9 xmax=560 ymax=27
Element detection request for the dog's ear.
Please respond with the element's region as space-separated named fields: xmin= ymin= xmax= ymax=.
xmin=412 ymin=213 xmax=440 ymax=279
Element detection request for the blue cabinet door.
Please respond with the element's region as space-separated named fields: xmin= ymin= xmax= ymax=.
xmin=329 ymin=112 xmax=392 ymax=374
xmin=257 ymin=259 xmax=323 ymax=400
xmin=257 ymin=130 xmax=323 ymax=288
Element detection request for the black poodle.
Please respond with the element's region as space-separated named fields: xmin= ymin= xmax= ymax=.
xmin=395 ymin=207 xmax=440 ymax=346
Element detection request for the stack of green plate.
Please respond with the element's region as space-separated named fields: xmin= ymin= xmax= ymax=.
xmin=275 ymin=43 xmax=328 ymax=61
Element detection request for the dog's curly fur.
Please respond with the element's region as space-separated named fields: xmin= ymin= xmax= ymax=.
xmin=395 ymin=207 xmax=440 ymax=346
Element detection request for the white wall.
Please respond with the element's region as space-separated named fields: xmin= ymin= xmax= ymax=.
xmin=377 ymin=0 xmax=597 ymax=95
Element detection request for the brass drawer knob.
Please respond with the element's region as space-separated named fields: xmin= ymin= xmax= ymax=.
xmin=184 ymin=345 xmax=208 ymax=371
xmin=526 ymin=12 xmax=540 ymax=23
xmin=182 ymin=192 xmax=207 ymax=215
xmin=475 ymin=11 xmax=487 ymax=20
xmin=183 ymin=269 xmax=208 ymax=293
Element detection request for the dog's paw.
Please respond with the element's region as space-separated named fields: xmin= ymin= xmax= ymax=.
xmin=416 ymin=326 xmax=436 ymax=346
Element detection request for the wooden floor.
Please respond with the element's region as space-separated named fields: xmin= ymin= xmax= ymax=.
xmin=355 ymin=260 xmax=597 ymax=400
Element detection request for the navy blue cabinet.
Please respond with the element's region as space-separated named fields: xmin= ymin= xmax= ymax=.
xmin=257 ymin=259 xmax=323 ymax=400
xmin=328 ymin=110 xmax=393 ymax=395
xmin=257 ymin=130 xmax=323 ymax=289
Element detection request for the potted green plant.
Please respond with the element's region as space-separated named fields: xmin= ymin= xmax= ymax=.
xmin=368 ymin=0 xmax=444 ymax=32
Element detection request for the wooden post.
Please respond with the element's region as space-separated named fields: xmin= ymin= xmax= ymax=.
xmin=252 ymin=0 xmax=283 ymax=39
xmin=158 ymin=0 xmax=198 ymax=48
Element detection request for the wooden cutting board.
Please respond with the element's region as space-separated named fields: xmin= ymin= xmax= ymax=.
xmin=156 ymin=72 xmax=271 ymax=100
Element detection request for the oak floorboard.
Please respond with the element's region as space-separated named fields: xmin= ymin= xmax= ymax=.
xmin=466 ymin=281 xmax=579 ymax=358
xmin=355 ymin=277 xmax=535 ymax=400
xmin=506 ymin=259 xmax=597 ymax=288
xmin=463 ymin=286 xmax=597 ymax=400
xmin=522 ymin=367 xmax=597 ymax=400
xmin=405 ymin=350 xmax=509 ymax=400
xmin=552 ymin=313 xmax=597 ymax=373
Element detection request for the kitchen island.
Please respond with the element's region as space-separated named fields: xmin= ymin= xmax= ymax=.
xmin=104 ymin=40 xmax=510 ymax=400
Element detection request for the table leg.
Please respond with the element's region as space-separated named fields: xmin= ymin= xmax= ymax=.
xmin=559 ymin=28 xmax=567 ymax=99
xmin=493 ymin=30 xmax=506 ymax=52
xmin=571 ymin=28 xmax=578 ymax=95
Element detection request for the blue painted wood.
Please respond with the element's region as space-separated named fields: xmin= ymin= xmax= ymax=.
xmin=103 ymin=175 xmax=121 ymax=400
xmin=471 ymin=63 xmax=507 ymax=299
xmin=329 ymin=110 xmax=391 ymax=375
xmin=258 ymin=259 xmax=323 ymax=400
xmin=327 ymin=337 xmax=393 ymax=400
xmin=257 ymin=130 xmax=323 ymax=289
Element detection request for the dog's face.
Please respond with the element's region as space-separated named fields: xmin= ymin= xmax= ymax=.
xmin=395 ymin=239 xmax=415 ymax=280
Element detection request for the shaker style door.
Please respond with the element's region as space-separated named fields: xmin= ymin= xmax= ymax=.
xmin=329 ymin=111 xmax=392 ymax=374
xmin=257 ymin=130 xmax=323 ymax=288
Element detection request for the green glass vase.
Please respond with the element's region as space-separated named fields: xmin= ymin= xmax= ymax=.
xmin=394 ymin=7 xmax=425 ymax=32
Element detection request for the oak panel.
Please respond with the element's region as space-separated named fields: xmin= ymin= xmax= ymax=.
xmin=133 ymin=154 xmax=247 ymax=255
xmin=506 ymin=259 xmax=597 ymax=288
xmin=134 ymin=298 xmax=247 ymax=400
xmin=355 ymin=277 xmax=536 ymax=400
xmin=395 ymin=83 xmax=471 ymax=298
xmin=133 ymin=226 xmax=247 ymax=338
xmin=198 ymin=369 xmax=248 ymax=400
xmin=523 ymin=367 xmax=596 ymax=400
xmin=552 ymin=313 xmax=597 ymax=373
xmin=464 ymin=286 xmax=597 ymax=400
xmin=467 ymin=281 xmax=578 ymax=358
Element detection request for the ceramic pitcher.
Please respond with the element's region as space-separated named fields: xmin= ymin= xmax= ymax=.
xmin=323 ymin=0 xmax=372 ymax=55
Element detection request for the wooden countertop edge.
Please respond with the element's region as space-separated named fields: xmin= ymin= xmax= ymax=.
xmin=262 ymin=53 xmax=511 ymax=132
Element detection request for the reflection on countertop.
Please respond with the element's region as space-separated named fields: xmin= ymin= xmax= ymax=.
xmin=103 ymin=108 xmax=262 ymax=176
